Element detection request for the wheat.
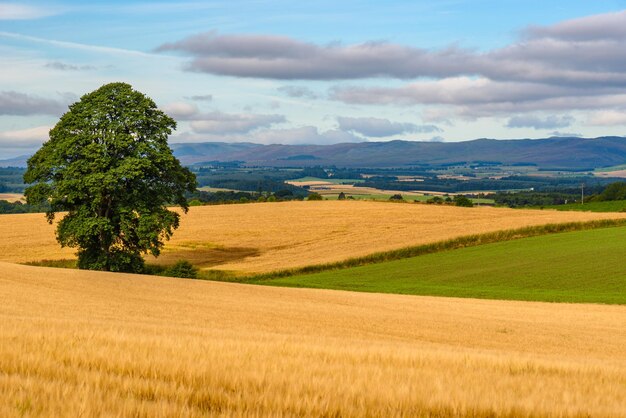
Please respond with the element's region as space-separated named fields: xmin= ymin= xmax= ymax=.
xmin=1 ymin=200 xmax=626 ymax=274
xmin=1 ymin=262 xmax=624 ymax=417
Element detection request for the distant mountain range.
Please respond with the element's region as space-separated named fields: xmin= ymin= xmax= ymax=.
xmin=170 ymin=136 xmax=626 ymax=170
xmin=3 ymin=136 xmax=626 ymax=170
xmin=0 ymin=155 xmax=29 ymax=168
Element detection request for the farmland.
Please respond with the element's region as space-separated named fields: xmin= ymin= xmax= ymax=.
xmin=0 ymin=193 xmax=24 ymax=203
xmin=253 ymin=225 xmax=626 ymax=304
xmin=2 ymin=262 xmax=625 ymax=417
xmin=2 ymin=201 xmax=626 ymax=274
xmin=543 ymin=200 xmax=626 ymax=212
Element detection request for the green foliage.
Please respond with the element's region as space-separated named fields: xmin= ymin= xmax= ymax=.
xmin=159 ymin=260 xmax=198 ymax=279
xmin=426 ymin=196 xmax=444 ymax=204
xmin=25 ymin=259 xmax=77 ymax=269
xmin=307 ymin=192 xmax=323 ymax=201
xmin=0 ymin=167 xmax=28 ymax=192
xmin=337 ymin=192 xmax=346 ymax=200
xmin=23 ymin=83 xmax=197 ymax=273
xmin=593 ymin=181 xmax=626 ymax=201
xmin=454 ymin=195 xmax=474 ymax=207
xmin=0 ymin=200 xmax=50 ymax=214
xmin=389 ymin=194 xmax=403 ymax=201
xmin=249 ymin=224 xmax=626 ymax=304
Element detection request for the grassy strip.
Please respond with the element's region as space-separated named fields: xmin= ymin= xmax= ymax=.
xmin=541 ymin=200 xmax=626 ymax=212
xmin=236 ymin=218 xmax=626 ymax=283
xmin=25 ymin=259 xmax=78 ymax=269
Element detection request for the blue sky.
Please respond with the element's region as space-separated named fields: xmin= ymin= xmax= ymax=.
xmin=1 ymin=0 xmax=626 ymax=158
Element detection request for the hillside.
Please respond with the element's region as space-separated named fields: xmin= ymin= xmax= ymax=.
xmin=1 ymin=262 xmax=625 ymax=417
xmin=6 ymin=137 xmax=626 ymax=170
xmin=3 ymin=201 xmax=626 ymax=274
xmin=255 ymin=226 xmax=626 ymax=304
xmin=167 ymin=136 xmax=626 ymax=169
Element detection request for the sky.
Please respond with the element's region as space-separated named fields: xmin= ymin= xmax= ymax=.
xmin=2 ymin=0 xmax=626 ymax=159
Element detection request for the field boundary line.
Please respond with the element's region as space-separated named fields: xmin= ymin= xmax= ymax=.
xmin=234 ymin=218 xmax=626 ymax=282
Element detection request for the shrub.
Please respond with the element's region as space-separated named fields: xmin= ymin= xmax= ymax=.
xmin=307 ymin=192 xmax=323 ymax=201
xmin=454 ymin=195 xmax=474 ymax=207
xmin=389 ymin=194 xmax=403 ymax=201
xmin=427 ymin=196 xmax=444 ymax=204
xmin=337 ymin=192 xmax=346 ymax=200
xmin=159 ymin=260 xmax=198 ymax=279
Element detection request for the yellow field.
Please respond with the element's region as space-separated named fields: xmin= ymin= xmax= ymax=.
xmin=1 ymin=262 xmax=624 ymax=417
xmin=285 ymin=179 xmax=435 ymax=197
xmin=2 ymin=200 xmax=626 ymax=273
xmin=0 ymin=193 xmax=25 ymax=203
xmin=595 ymin=169 xmax=626 ymax=178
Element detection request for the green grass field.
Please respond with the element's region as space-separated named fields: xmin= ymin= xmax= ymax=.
xmin=544 ymin=200 xmax=626 ymax=212
xmin=251 ymin=226 xmax=626 ymax=304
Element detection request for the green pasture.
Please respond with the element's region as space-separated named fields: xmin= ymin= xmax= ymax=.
xmin=251 ymin=226 xmax=626 ymax=304
xmin=543 ymin=200 xmax=626 ymax=212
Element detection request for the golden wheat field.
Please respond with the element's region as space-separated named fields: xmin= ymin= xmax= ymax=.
xmin=0 ymin=193 xmax=25 ymax=203
xmin=2 ymin=200 xmax=626 ymax=274
xmin=1 ymin=262 xmax=625 ymax=417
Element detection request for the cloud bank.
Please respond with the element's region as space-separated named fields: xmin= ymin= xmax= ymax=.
xmin=157 ymin=11 xmax=626 ymax=121
xmin=162 ymin=102 xmax=285 ymax=134
xmin=337 ymin=116 xmax=441 ymax=137
xmin=0 ymin=91 xmax=66 ymax=116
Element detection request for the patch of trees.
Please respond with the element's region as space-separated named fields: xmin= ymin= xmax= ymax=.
xmin=0 ymin=200 xmax=50 ymax=214
xmin=493 ymin=190 xmax=584 ymax=207
xmin=358 ymin=175 xmax=613 ymax=194
xmin=300 ymin=166 xmax=328 ymax=178
xmin=493 ymin=182 xmax=626 ymax=208
xmin=187 ymin=189 xmax=307 ymax=205
xmin=591 ymin=182 xmax=626 ymax=202
xmin=0 ymin=168 xmax=27 ymax=192
xmin=192 ymin=168 xmax=306 ymax=193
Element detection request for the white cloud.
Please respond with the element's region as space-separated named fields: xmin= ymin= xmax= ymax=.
xmin=337 ymin=116 xmax=441 ymax=137
xmin=0 ymin=91 xmax=67 ymax=116
xmin=172 ymin=126 xmax=361 ymax=145
xmin=189 ymin=112 xmax=286 ymax=134
xmin=0 ymin=126 xmax=50 ymax=148
xmin=162 ymin=102 xmax=200 ymax=119
xmin=506 ymin=115 xmax=575 ymax=130
xmin=0 ymin=3 xmax=57 ymax=20
xmin=588 ymin=110 xmax=626 ymax=126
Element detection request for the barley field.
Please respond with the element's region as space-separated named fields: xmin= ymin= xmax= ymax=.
xmin=0 ymin=193 xmax=25 ymax=203
xmin=1 ymin=262 xmax=624 ymax=417
xmin=2 ymin=200 xmax=626 ymax=273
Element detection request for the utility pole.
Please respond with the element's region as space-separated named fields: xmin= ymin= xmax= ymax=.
xmin=581 ymin=183 xmax=585 ymax=205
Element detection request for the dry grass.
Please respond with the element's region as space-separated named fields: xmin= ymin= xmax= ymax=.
xmin=0 ymin=193 xmax=25 ymax=203
xmin=1 ymin=262 xmax=625 ymax=417
xmin=594 ymin=170 xmax=626 ymax=178
xmin=286 ymin=179 xmax=441 ymax=197
xmin=2 ymin=200 xmax=626 ymax=274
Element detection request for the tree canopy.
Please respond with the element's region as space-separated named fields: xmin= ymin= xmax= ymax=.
xmin=24 ymin=82 xmax=197 ymax=272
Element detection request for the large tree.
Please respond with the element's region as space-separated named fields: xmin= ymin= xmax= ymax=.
xmin=24 ymin=82 xmax=197 ymax=272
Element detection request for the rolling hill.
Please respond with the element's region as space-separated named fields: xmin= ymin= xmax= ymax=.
xmin=3 ymin=201 xmax=626 ymax=274
xmin=254 ymin=225 xmax=626 ymax=304
xmin=169 ymin=136 xmax=626 ymax=169
xmin=2 ymin=262 xmax=625 ymax=417
xmin=5 ymin=136 xmax=626 ymax=170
